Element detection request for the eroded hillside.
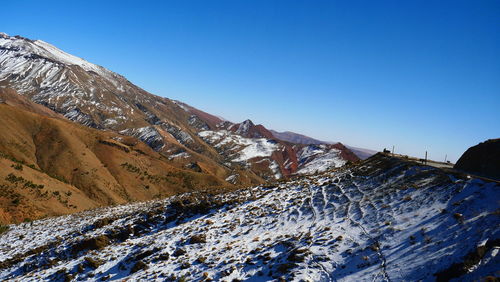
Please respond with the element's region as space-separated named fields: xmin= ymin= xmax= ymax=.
xmin=0 ymin=154 xmax=498 ymax=281
xmin=0 ymin=102 xmax=247 ymax=224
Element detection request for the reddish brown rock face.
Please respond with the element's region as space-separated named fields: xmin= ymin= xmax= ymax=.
xmin=211 ymin=119 xmax=360 ymax=177
xmin=223 ymin=119 xmax=276 ymax=139
xmin=331 ymin=143 xmax=360 ymax=163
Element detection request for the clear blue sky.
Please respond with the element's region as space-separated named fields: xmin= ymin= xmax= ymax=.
xmin=3 ymin=0 xmax=499 ymax=162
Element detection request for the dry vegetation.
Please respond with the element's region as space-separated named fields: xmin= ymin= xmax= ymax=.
xmin=0 ymin=103 xmax=249 ymax=224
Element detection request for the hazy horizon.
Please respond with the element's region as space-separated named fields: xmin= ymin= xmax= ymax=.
xmin=3 ymin=0 xmax=499 ymax=162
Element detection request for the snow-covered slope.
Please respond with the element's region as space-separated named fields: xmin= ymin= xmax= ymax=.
xmin=0 ymin=34 xmax=114 ymax=80
xmin=1 ymin=154 xmax=498 ymax=281
xmin=296 ymin=144 xmax=347 ymax=174
xmin=0 ymin=33 xmax=133 ymax=127
xmin=199 ymin=130 xmax=280 ymax=162
xmin=198 ymin=130 xmax=354 ymax=179
xmin=199 ymin=130 xmax=283 ymax=179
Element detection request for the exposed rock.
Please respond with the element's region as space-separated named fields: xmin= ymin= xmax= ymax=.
xmin=72 ymin=235 xmax=110 ymax=254
xmin=454 ymin=139 xmax=500 ymax=180
xmin=130 ymin=260 xmax=147 ymax=273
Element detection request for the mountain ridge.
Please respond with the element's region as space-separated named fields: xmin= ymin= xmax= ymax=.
xmin=0 ymin=32 xmax=359 ymax=182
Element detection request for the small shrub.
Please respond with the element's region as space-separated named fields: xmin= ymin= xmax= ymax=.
xmin=189 ymin=234 xmax=207 ymax=244
xmin=48 ymin=173 xmax=68 ymax=184
xmin=84 ymin=257 xmax=102 ymax=269
xmin=5 ymin=173 xmax=23 ymax=183
xmin=287 ymin=248 xmax=310 ymax=263
xmin=130 ymin=260 xmax=147 ymax=273
xmin=24 ymin=181 xmax=37 ymax=189
xmin=195 ymin=256 xmax=207 ymax=264
xmin=0 ymin=225 xmax=9 ymax=235
xmin=180 ymin=262 xmax=190 ymax=269
xmin=157 ymin=253 xmax=170 ymax=261
xmin=11 ymin=164 xmax=23 ymax=171
xmin=276 ymin=262 xmax=296 ymax=273
xmin=173 ymin=248 xmax=186 ymax=257
xmin=369 ymin=243 xmax=380 ymax=252
xmin=73 ymin=235 xmax=110 ymax=253
xmin=453 ymin=213 xmax=464 ymax=223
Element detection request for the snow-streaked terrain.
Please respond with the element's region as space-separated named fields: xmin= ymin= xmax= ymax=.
xmin=199 ymin=130 xmax=283 ymax=179
xmin=199 ymin=130 xmax=348 ymax=179
xmin=0 ymin=32 xmax=146 ymax=128
xmin=297 ymin=145 xmax=347 ymax=174
xmin=1 ymin=154 xmax=498 ymax=281
xmin=119 ymin=127 xmax=165 ymax=151
xmin=199 ymin=130 xmax=280 ymax=162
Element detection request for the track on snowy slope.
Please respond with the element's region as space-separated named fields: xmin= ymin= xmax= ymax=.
xmin=0 ymin=153 xmax=498 ymax=281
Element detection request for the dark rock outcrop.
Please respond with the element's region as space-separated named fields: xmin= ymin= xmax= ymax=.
xmin=454 ymin=139 xmax=500 ymax=181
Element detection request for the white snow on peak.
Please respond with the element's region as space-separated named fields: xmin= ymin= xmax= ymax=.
xmin=235 ymin=119 xmax=254 ymax=135
xmin=34 ymin=40 xmax=108 ymax=75
xmin=0 ymin=34 xmax=117 ymax=81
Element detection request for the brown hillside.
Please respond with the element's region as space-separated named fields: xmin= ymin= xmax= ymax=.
xmin=0 ymin=103 xmax=260 ymax=224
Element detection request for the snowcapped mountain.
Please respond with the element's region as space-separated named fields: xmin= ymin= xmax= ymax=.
xmin=0 ymin=153 xmax=498 ymax=281
xmin=0 ymin=32 xmax=359 ymax=182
